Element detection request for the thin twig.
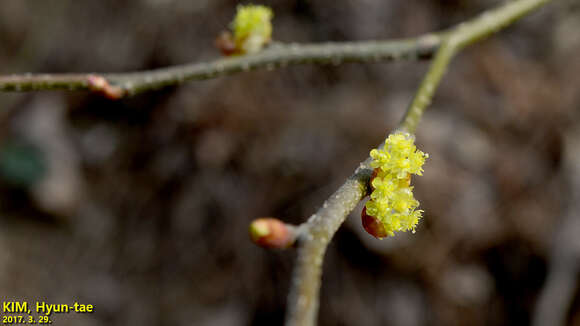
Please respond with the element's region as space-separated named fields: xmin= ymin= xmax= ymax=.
xmin=285 ymin=0 xmax=552 ymax=325
xmin=285 ymin=160 xmax=373 ymax=326
xmin=1 ymin=0 xmax=544 ymax=99
xmin=0 ymin=36 xmax=441 ymax=98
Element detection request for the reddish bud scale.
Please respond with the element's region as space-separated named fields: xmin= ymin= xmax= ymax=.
xmin=249 ymin=218 xmax=294 ymax=248
xmin=215 ymin=31 xmax=238 ymax=56
xmin=361 ymin=206 xmax=388 ymax=239
xmin=87 ymin=75 xmax=125 ymax=99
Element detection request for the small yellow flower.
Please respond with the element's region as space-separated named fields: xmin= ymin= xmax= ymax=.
xmin=231 ymin=4 xmax=273 ymax=54
xmin=363 ymin=132 xmax=428 ymax=238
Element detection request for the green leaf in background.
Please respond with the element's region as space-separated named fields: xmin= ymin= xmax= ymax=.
xmin=0 ymin=140 xmax=47 ymax=187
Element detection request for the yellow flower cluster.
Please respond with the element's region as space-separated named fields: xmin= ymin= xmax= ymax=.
xmin=231 ymin=5 xmax=273 ymax=54
xmin=365 ymin=132 xmax=428 ymax=237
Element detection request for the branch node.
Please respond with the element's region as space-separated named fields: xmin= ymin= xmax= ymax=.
xmin=87 ymin=75 xmax=126 ymax=99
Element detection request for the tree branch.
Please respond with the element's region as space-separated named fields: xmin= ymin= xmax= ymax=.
xmin=1 ymin=0 xmax=553 ymax=323
xmin=1 ymin=0 xmax=545 ymax=99
xmin=0 ymin=36 xmax=441 ymax=98
xmin=283 ymin=0 xmax=552 ymax=325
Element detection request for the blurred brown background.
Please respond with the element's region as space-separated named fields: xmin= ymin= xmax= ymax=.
xmin=0 ymin=0 xmax=579 ymax=325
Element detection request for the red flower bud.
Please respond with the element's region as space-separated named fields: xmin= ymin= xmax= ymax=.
xmin=361 ymin=206 xmax=388 ymax=239
xmin=215 ymin=31 xmax=237 ymax=56
xmin=249 ymin=218 xmax=295 ymax=248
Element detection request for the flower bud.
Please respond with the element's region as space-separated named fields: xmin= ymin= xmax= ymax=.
xmin=361 ymin=206 xmax=388 ymax=239
xmin=249 ymin=217 xmax=295 ymax=248
xmin=219 ymin=5 xmax=273 ymax=56
xmin=215 ymin=31 xmax=237 ymax=56
xmin=363 ymin=132 xmax=428 ymax=238
xmin=87 ymin=75 xmax=125 ymax=99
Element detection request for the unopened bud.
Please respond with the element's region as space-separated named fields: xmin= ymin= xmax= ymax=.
xmin=87 ymin=75 xmax=125 ymax=99
xmin=249 ymin=217 xmax=295 ymax=248
xmin=361 ymin=206 xmax=388 ymax=239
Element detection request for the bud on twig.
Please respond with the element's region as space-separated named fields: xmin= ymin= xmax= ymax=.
xmin=361 ymin=206 xmax=389 ymax=239
xmin=215 ymin=32 xmax=237 ymax=56
xmin=249 ymin=218 xmax=296 ymax=249
xmin=87 ymin=75 xmax=125 ymax=99
xmin=363 ymin=132 xmax=428 ymax=238
xmin=216 ymin=5 xmax=273 ymax=56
